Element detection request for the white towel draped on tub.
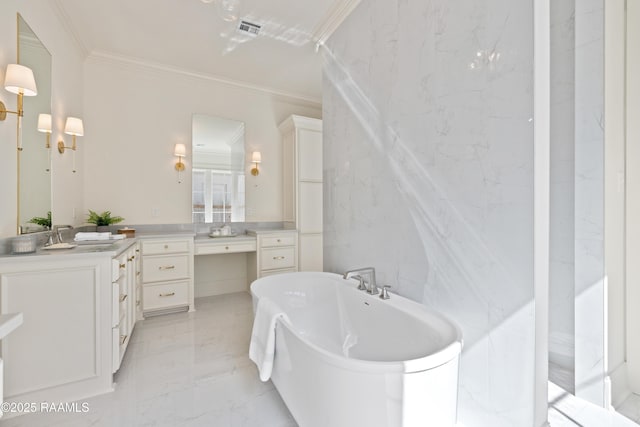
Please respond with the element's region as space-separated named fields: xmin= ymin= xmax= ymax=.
xmin=249 ymin=297 xmax=290 ymax=382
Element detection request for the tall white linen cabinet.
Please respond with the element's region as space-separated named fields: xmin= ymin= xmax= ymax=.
xmin=279 ymin=115 xmax=323 ymax=272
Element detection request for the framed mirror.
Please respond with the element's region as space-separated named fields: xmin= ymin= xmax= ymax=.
xmin=192 ymin=114 xmax=246 ymax=223
xmin=18 ymin=14 xmax=52 ymax=233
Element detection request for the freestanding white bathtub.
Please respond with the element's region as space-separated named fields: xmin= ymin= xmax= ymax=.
xmin=250 ymin=272 xmax=463 ymax=427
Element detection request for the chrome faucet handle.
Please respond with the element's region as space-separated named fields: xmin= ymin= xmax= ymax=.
xmin=367 ymin=283 xmax=380 ymax=295
xmin=380 ymin=285 xmax=391 ymax=300
xmin=351 ymin=275 xmax=367 ymax=291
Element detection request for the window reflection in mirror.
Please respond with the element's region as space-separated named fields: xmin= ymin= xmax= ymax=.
xmin=192 ymin=114 xmax=245 ymax=223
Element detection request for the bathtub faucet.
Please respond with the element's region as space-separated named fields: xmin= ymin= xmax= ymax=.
xmin=343 ymin=267 xmax=379 ymax=295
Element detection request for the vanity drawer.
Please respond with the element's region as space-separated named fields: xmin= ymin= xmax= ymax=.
xmin=261 ymin=234 xmax=296 ymax=248
xmin=143 ymin=281 xmax=189 ymax=311
xmin=261 ymin=247 xmax=296 ymax=271
xmin=195 ymin=240 xmax=257 ymax=255
xmin=142 ymin=255 xmax=189 ymax=283
xmin=142 ymin=239 xmax=191 ymax=255
xmin=112 ymin=282 xmax=120 ymax=328
xmin=112 ymin=327 xmax=121 ymax=373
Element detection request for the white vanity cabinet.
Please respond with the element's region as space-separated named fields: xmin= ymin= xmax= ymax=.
xmin=247 ymin=230 xmax=298 ymax=279
xmin=279 ymin=115 xmax=323 ymax=272
xmin=0 ymin=250 xmax=122 ymax=407
xmin=140 ymin=237 xmax=194 ymax=315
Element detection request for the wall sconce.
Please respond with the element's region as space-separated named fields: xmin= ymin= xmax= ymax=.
xmin=37 ymin=113 xmax=52 ymax=149
xmin=251 ymin=151 xmax=261 ymax=176
xmin=0 ymin=64 xmax=37 ymax=122
xmin=174 ymin=143 xmax=186 ymax=183
xmin=57 ymin=117 xmax=84 ymax=153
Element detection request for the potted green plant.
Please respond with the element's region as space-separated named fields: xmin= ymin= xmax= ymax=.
xmin=87 ymin=210 xmax=124 ymax=232
xmin=28 ymin=211 xmax=52 ymax=230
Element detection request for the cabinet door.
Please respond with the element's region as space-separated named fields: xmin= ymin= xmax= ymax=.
xmin=297 ymin=129 xmax=323 ymax=181
xmin=1 ymin=267 xmax=100 ymax=397
xmin=299 ymin=182 xmax=323 ymax=233
xmin=126 ymin=248 xmax=136 ymax=334
xmin=299 ymin=233 xmax=323 ymax=272
xmin=282 ymin=132 xmax=296 ymax=223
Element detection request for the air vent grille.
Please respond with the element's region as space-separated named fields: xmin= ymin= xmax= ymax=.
xmin=237 ymin=20 xmax=261 ymax=36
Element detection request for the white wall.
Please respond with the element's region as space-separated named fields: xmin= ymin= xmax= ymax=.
xmin=0 ymin=0 xmax=85 ymax=237
xmin=625 ymin=0 xmax=640 ymax=397
xmin=83 ymin=56 xmax=321 ymax=225
xmin=323 ymin=0 xmax=536 ymax=425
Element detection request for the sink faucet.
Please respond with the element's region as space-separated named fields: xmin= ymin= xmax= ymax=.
xmin=343 ymin=267 xmax=379 ymax=295
xmin=54 ymin=225 xmax=74 ymax=244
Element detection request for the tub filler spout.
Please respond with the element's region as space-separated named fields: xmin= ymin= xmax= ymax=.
xmin=343 ymin=267 xmax=378 ymax=294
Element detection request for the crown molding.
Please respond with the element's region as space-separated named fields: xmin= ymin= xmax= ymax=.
xmin=311 ymin=0 xmax=362 ymax=48
xmin=51 ymin=0 xmax=89 ymax=58
xmin=86 ymin=50 xmax=322 ymax=106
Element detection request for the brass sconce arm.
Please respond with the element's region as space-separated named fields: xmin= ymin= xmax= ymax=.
xmin=57 ymin=135 xmax=78 ymax=153
xmin=0 ymin=97 xmax=23 ymax=120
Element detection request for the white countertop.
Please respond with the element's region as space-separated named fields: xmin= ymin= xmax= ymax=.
xmin=0 ymin=229 xmax=291 ymax=262
xmin=0 ymin=238 xmax=138 ymax=263
xmin=246 ymin=229 xmax=296 ymax=236
xmin=0 ymin=312 xmax=23 ymax=340
xmin=195 ymin=234 xmax=256 ymax=243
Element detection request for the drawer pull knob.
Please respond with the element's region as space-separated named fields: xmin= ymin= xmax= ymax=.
xmin=164 ymin=245 xmax=169 ymax=249
xmin=159 ymin=292 xmax=175 ymax=297
xmin=225 ymin=246 xmax=229 ymax=250
xmin=136 ymin=300 xmax=140 ymax=306
xmin=273 ymin=256 xmax=285 ymax=260
xmin=159 ymin=265 xmax=175 ymax=270
xmin=136 ymin=249 xmax=140 ymax=253
xmin=120 ymin=335 xmax=128 ymax=345
xmin=119 ymin=294 xmax=128 ymax=302
xmin=120 ymin=263 xmax=126 ymax=269
xmin=277 ymin=239 xmax=281 ymax=242
xmin=128 ymin=256 xmax=135 ymax=261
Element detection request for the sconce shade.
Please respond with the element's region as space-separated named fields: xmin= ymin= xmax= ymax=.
xmin=37 ymin=113 xmax=52 ymax=133
xmin=4 ymin=64 xmax=37 ymax=96
xmin=174 ymin=143 xmax=187 ymax=157
xmin=64 ymin=117 xmax=84 ymax=136
xmin=252 ymin=151 xmax=262 ymax=163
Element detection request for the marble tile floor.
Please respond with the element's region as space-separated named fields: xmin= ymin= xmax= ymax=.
xmin=0 ymin=292 xmax=297 ymax=427
xmin=2 ymin=291 xmax=638 ymax=427
xmin=549 ymin=382 xmax=639 ymax=427
xmin=617 ymin=393 xmax=640 ymax=425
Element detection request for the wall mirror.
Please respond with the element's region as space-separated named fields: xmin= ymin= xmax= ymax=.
xmin=192 ymin=114 xmax=246 ymax=223
xmin=18 ymin=14 xmax=52 ymax=233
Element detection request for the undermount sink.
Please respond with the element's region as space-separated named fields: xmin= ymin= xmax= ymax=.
xmin=43 ymin=242 xmax=78 ymax=250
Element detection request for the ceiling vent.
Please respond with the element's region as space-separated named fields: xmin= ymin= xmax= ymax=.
xmin=237 ymin=20 xmax=261 ymax=37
